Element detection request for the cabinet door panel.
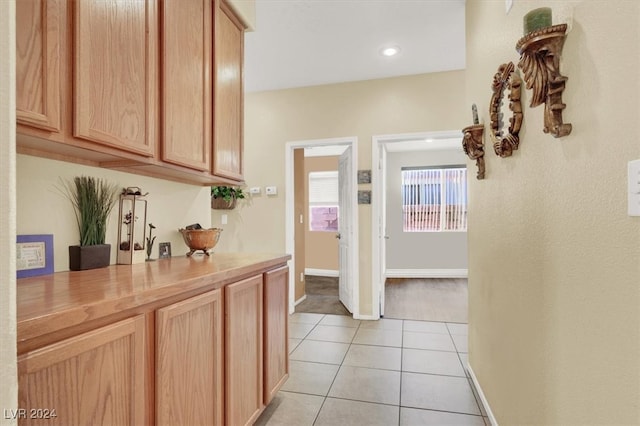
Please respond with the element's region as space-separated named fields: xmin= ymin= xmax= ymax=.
xmin=16 ymin=0 xmax=62 ymax=132
xmin=264 ymin=266 xmax=289 ymax=404
xmin=156 ymin=289 xmax=224 ymax=426
xmin=161 ymin=0 xmax=211 ymax=171
xmin=213 ymin=0 xmax=244 ymax=181
xmin=18 ymin=315 xmax=146 ymax=426
xmin=225 ymin=275 xmax=263 ymax=426
xmin=74 ymin=0 xmax=156 ymax=156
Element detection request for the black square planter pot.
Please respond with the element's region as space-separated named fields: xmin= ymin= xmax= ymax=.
xmin=69 ymin=244 xmax=111 ymax=271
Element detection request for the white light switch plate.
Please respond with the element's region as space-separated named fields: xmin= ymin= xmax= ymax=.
xmin=265 ymin=186 xmax=277 ymax=195
xmin=249 ymin=187 xmax=261 ymax=194
xmin=628 ymin=159 xmax=640 ymax=216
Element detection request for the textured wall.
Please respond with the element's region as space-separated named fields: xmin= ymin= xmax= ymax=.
xmin=224 ymin=71 xmax=467 ymax=317
xmin=386 ymin=149 xmax=468 ymax=271
xmin=0 ymin=0 xmax=17 ymax=423
xmin=466 ymin=1 xmax=640 ymax=423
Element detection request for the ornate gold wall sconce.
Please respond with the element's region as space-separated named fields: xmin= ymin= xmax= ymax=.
xmin=516 ymin=23 xmax=572 ymax=138
xmin=490 ymin=62 xmax=523 ymax=157
xmin=462 ymin=123 xmax=486 ymax=180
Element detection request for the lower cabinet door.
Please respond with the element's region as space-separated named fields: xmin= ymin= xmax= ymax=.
xmin=17 ymin=315 xmax=146 ymax=426
xmin=264 ymin=266 xmax=289 ymax=404
xmin=156 ymin=289 xmax=224 ymax=426
xmin=225 ymin=274 xmax=264 ymax=426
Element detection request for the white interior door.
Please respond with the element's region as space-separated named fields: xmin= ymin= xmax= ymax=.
xmin=338 ymin=146 xmax=353 ymax=313
xmin=379 ymin=145 xmax=387 ymax=316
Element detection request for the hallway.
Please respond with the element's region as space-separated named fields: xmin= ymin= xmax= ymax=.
xmin=256 ymin=313 xmax=487 ymax=426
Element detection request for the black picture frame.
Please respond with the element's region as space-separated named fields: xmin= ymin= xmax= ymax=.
xmin=158 ymin=242 xmax=172 ymax=259
xmin=357 ymin=170 xmax=372 ymax=184
xmin=358 ymin=190 xmax=371 ymax=204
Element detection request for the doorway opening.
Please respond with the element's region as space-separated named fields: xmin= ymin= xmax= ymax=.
xmin=285 ymin=137 xmax=359 ymax=318
xmin=371 ymin=130 xmax=468 ymax=320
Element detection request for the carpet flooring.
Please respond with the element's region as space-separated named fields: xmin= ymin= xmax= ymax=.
xmin=383 ymin=278 xmax=468 ymax=323
xmin=295 ymin=276 xmax=349 ymax=316
xmin=295 ymin=276 xmax=468 ymax=323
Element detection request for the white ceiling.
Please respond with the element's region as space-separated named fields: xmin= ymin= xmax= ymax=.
xmin=244 ymin=0 xmax=466 ymax=93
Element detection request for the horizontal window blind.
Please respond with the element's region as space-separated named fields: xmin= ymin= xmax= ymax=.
xmin=401 ymin=167 xmax=467 ymax=232
xmin=308 ymin=171 xmax=339 ymax=206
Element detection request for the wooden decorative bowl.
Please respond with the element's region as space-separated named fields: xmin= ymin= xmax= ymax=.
xmin=178 ymin=228 xmax=222 ymax=256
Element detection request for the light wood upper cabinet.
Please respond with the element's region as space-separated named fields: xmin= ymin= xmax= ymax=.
xmin=17 ymin=315 xmax=146 ymax=426
xmin=73 ymin=0 xmax=156 ymax=157
xmin=161 ymin=0 xmax=212 ymax=171
xmin=16 ymin=0 xmax=63 ymax=133
xmin=264 ymin=266 xmax=290 ymax=404
xmin=213 ymin=0 xmax=245 ymax=181
xmin=225 ymin=274 xmax=264 ymax=426
xmin=156 ymin=289 xmax=224 ymax=426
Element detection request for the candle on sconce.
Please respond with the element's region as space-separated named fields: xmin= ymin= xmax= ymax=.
xmin=472 ymin=104 xmax=479 ymax=125
xmin=523 ymin=7 xmax=552 ymax=35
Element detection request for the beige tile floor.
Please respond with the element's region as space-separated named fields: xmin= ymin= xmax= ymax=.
xmin=256 ymin=313 xmax=489 ymax=426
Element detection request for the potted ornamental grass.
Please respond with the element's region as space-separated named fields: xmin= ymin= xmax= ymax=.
xmin=59 ymin=176 xmax=120 ymax=270
xmin=211 ymin=186 xmax=246 ymax=210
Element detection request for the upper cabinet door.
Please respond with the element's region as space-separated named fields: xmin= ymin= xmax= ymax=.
xmin=16 ymin=0 xmax=63 ymax=133
xmin=74 ymin=0 xmax=157 ymax=157
xmin=213 ymin=0 xmax=245 ymax=181
xmin=161 ymin=0 xmax=212 ymax=172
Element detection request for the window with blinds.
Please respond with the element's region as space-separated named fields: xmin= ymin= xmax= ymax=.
xmin=401 ymin=167 xmax=467 ymax=232
xmin=308 ymin=171 xmax=339 ymax=232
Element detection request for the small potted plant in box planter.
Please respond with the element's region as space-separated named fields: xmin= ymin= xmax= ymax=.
xmin=59 ymin=176 xmax=120 ymax=271
xmin=211 ymin=186 xmax=246 ymax=210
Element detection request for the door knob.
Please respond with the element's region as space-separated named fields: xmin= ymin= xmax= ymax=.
xmin=335 ymin=233 xmax=341 ymax=239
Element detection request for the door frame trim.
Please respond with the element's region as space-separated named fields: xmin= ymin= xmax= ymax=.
xmin=371 ymin=130 xmax=462 ymax=319
xmin=285 ymin=136 xmax=359 ymax=317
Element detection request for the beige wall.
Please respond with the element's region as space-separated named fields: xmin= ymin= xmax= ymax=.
xmin=225 ymin=71 xmax=467 ymax=317
xmin=386 ymin=149 xmax=468 ymax=271
xmin=466 ymin=1 xmax=640 ymax=424
xmin=304 ymin=156 xmax=339 ymax=272
xmin=0 ymin=0 xmax=17 ymax=423
xmin=17 ymin=155 xmax=211 ymax=272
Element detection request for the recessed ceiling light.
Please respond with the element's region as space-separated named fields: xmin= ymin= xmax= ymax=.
xmin=380 ymin=45 xmax=400 ymax=57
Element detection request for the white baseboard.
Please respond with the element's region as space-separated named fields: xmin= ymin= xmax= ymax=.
xmin=294 ymin=295 xmax=307 ymax=306
xmin=305 ymin=268 xmax=339 ymax=277
xmin=354 ymin=314 xmax=378 ymax=320
xmin=385 ymin=268 xmax=468 ymax=279
xmin=467 ymin=363 xmax=498 ymax=426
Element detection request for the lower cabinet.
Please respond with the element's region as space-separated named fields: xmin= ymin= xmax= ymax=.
xmin=264 ymin=266 xmax=290 ymax=404
xmin=17 ymin=315 xmax=146 ymax=426
xmin=156 ymin=289 xmax=223 ymax=426
xmin=225 ymin=274 xmax=264 ymax=426
xmin=17 ymin=266 xmax=289 ymax=426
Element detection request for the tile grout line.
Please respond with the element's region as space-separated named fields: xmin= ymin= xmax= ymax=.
xmin=312 ymin=316 xmax=362 ymax=425
xmin=286 ymin=315 xmax=478 ymax=425
xmin=447 ymin=322 xmax=483 ymax=417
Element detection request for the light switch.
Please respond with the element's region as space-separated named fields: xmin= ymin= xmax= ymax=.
xmin=628 ymin=159 xmax=640 ymax=216
xmin=249 ymin=187 xmax=261 ymax=194
xmin=221 ymin=214 xmax=228 ymax=225
xmin=265 ymin=186 xmax=277 ymax=195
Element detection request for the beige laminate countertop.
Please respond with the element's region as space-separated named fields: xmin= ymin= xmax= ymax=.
xmin=17 ymin=253 xmax=291 ymax=353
